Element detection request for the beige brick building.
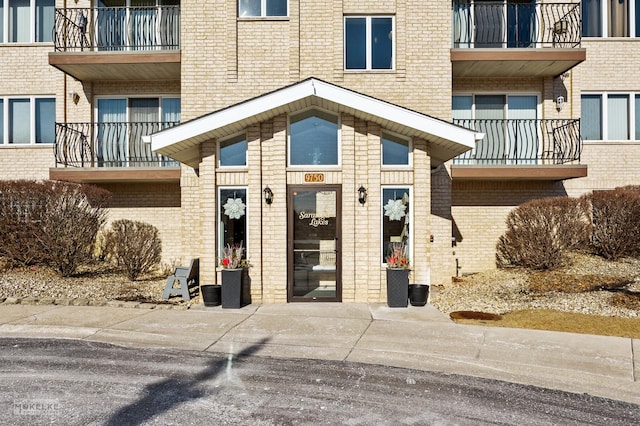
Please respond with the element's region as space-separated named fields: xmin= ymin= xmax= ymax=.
xmin=0 ymin=1 xmax=637 ymax=303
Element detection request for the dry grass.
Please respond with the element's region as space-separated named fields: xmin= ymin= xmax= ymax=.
xmin=443 ymin=252 xmax=640 ymax=338
xmin=453 ymin=309 xmax=640 ymax=339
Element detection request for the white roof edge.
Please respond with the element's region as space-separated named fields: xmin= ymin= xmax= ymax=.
xmin=150 ymin=78 xmax=477 ymax=152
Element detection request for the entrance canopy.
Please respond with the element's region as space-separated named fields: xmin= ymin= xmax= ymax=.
xmin=146 ymin=78 xmax=481 ymax=168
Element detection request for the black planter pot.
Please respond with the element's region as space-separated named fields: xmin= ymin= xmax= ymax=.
xmin=201 ymin=285 xmax=221 ymax=307
xmin=386 ymin=268 xmax=409 ymax=308
xmin=409 ymin=284 xmax=429 ymax=307
xmin=221 ymin=269 xmax=243 ymax=309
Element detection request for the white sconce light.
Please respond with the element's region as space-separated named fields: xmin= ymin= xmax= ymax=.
xmin=556 ymin=95 xmax=564 ymax=112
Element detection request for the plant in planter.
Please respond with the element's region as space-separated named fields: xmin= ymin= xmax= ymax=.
xmin=385 ymin=242 xmax=410 ymax=307
xmin=220 ymin=242 xmax=250 ymax=308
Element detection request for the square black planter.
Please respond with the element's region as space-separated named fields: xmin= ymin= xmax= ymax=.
xmin=221 ymin=269 xmax=243 ymax=309
xmin=386 ymin=268 xmax=409 ymax=307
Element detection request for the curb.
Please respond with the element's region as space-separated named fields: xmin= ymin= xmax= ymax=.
xmin=1 ymin=296 xmax=194 ymax=310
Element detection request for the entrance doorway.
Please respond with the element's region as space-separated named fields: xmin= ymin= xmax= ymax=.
xmin=288 ymin=185 xmax=341 ymax=302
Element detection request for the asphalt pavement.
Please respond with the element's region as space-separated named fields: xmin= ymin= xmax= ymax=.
xmin=0 ymin=301 xmax=638 ymax=406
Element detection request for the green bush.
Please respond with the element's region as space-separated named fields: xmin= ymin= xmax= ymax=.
xmin=103 ymin=219 xmax=162 ymax=281
xmin=496 ymin=196 xmax=591 ymax=270
xmin=0 ymin=180 xmax=110 ymax=276
xmin=584 ymin=187 xmax=640 ymax=260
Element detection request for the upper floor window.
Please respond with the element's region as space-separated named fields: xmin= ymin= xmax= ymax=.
xmin=382 ymin=132 xmax=410 ymax=166
xmin=581 ymin=93 xmax=640 ymax=140
xmin=289 ymin=109 xmax=339 ymax=166
xmin=219 ymin=134 xmax=247 ymax=167
xmin=583 ymin=0 xmax=640 ymax=37
xmin=238 ymin=0 xmax=287 ymax=17
xmin=0 ymin=0 xmax=54 ymax=43
xmin=344 ymin=16 xmax=394 ymax=70
xmin=0 ymin=96 xmax=55 ymax=145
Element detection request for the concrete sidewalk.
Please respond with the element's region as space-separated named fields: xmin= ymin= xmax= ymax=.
xmin=0 ymin=302 xmax=638 ymax=405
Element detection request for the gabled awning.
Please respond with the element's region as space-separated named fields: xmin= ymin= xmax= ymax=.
xmin=147 ymin=78 xmax=481 ymax=168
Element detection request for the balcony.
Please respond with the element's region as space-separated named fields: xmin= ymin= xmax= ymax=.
xmin=49 ymin=6 xmax=180 ymax=81
xmin=451 ymin=2 xmax=586 ymax=77
xmin=451 ymin=118 xmax=587 ymax=180
xmin=50 ymin=122 xmax=180 ymax=183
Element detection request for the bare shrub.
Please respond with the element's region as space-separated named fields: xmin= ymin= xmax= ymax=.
xmin=584 ymin=188 xmax=640 ymax=260
xmin=103 ymin=219 xmax=162 ymax=281
xmin=496 ymin=197 xmax=591 ymax=270
xmin=0 ymin=180 xmax=110 ymax=276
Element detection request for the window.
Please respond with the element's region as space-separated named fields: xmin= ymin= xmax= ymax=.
xmin=382 ymin=187 xmax=411 ymax=264
xmin=452 ymin=94 xmax=539 ymax=164
xmin=219 ymin=188 xmax=248 ymax=261
xmin=219 ymin=134 xmax=247 ymax=167
xmin=581 ymin=93 xmax=640 ymax=141
xmin=95 ymin=96 xmax=180 ymax=166
xmin=382 ymin=132 xmax=410 ymax=166
xmin=345 ymin=16 xmax=394 ymax=70
xmin=289 ymin=109 xmax=339 ymax=166
xmin=238 ymin=0 xmax=287 ymax=17
xmin=582 ymin=0 xmax=640 ymax=37
xmin=0 ymin=96 xmax=55 ymax=144
xmin=1 ymin=0 xmax=54 ymax=43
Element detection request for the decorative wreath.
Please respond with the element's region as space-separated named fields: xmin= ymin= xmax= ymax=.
xmin=384 ymin=199 xmax=406 ymax=221
xmin=223 ymin=198 xmax=246 ymax=219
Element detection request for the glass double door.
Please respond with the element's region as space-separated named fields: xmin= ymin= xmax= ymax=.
xmin=288 ymin=186 xmax=341 ymax=302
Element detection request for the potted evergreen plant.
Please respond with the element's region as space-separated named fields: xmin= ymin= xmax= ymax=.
xmin=385 ymin=242 xmax=410 ymax=307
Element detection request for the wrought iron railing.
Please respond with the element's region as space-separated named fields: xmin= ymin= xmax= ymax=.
xmin=452 ymin=119 xmax=581 ymax=165
xmin=53 ymin=6 xmax=180 ymax=52
xmin=452 ymin=2 xmax=581 ymax=48
xmin=54 ymin=122 xmax=179 ymax=168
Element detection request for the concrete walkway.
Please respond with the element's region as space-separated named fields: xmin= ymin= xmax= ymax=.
xmin=0 ymin=302 xmax=638 ymax=405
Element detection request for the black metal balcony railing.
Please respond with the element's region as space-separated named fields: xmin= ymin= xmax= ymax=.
xmin=452 ymin=2 xmax=581 ymax=48
xmin=54 ymin=6 xmax=180 ymax=52
xmin=54 ymin=122 xmax=179 ymax=168
xmin=452 ymin=119 xmax=581 ymax=165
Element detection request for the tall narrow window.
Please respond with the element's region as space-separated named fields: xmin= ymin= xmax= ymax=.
xmin=9 ymin=0 xmax=30 ymax=42
xmin=635 ymin=95 xmax=640 ymax=139
xmin=345 ymin=16 xmax=394 ymax=70
xmin=35 ymin=98 xmax=55 ymax=143
xmin=36 ymin=0 xmax=54 ymax=42
xmin=9 ymin=98 xmax=30 ymax=144
xmin=382 ymin=187 xmax=410 ymax=264
xmin=289 ymin=109 xmax=339 ymax=166
xmin=219 ymin=188 xmax=248 ymax=260
xmin=582 ymin=0 xmax=603 ymax=36
xmin=0 ymin=2 xmax=4 ymax=43
xmin=607 ymin=94 xmax=629 ymax=140
xmin=609 ymin=0 xmax=629 ymax=37
xmin=0 ymin=100 xmax=4 ymax=144
xmin=581 ymin=95 xmax=603 ymax=140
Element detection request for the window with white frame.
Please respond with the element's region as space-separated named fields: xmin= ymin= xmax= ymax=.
xmin=582 ymin=0 xmax=640 ymax=37
xmin=581 ymin=93 xmax=640 ymax=140
xmin=238 ymin=0 xmax=287 ymax=17
xmin=382 ymin=187 xmax=411 ymax=264
xmin=219 ymin=187 xmax=248 ymax=261
xmin=289 ymin=109 xmax=339 ymax=166
xmin=0 ymin=0 xmax=54 ymax=43
xmin=382 ymin=132 xmax=410 ymax=166
xmin=344 ymin=16 xmax=394 ymax=70
xmin=95 ymin=96 xmax=180 ymax=166
xmin=219 ymin=134 xmax=247 ymax=167
xmin=0 ymin=96 xmax=55 ymax=144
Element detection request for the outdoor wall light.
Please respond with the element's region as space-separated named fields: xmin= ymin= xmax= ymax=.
xmin=358 ymin=186 xmax=367 ymax=205
xmin=556 ymin=95 xmax=565 ymax=112
xmin=263 ymin=186 xmax=273 ymax=205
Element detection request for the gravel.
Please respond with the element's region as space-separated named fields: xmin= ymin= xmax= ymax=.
xmin=430 ymin=252 xmax=640 ymax=318
xmin=1 ymin=253 xmax=639 ymax=318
